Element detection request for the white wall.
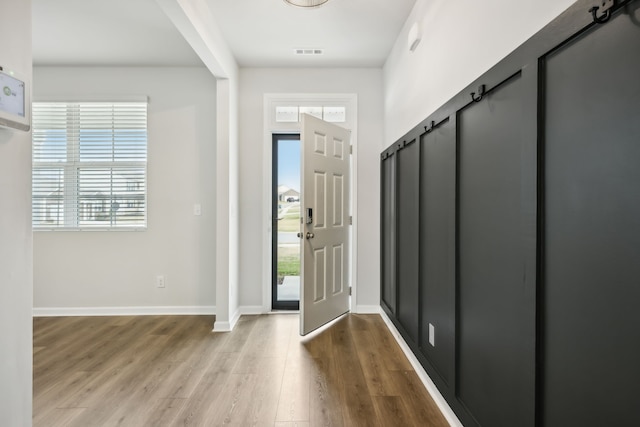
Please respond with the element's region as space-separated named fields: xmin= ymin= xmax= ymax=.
xmin=0 ymin=0 xmax=33 ymax=424
xmin=383 ymin=0 xmax=576 ymax=144
xmin=238 ymin=68 xmax=383 ymax=312
xmin=33 ymin=66 xmax=217 ymax=313
xmin=157 ymin=0 xmax=241 ymax=329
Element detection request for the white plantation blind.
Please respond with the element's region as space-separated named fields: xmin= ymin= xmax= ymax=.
xmin=32 ymin=101 xmax=148 ymax=229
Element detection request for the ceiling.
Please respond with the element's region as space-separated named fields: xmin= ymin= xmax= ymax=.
xmin=206 ymin=0 xmax=417 ymax=67
xmin=32 ymin=0 xmax=417 ymax=68
xmin=32 ymin=0 xmax=203 ymax=66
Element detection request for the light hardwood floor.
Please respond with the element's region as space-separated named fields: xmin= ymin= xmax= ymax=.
xmin=33 ymin=313 xmax=449 ymax=426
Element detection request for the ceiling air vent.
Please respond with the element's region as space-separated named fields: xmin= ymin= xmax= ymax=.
xmin=294 ymin=48 xmax=324 ymax=56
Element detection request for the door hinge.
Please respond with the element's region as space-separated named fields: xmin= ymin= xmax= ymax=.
xmin=349 ymin=286 xmax=352 ymax=296
xmin=350 ymin=145 xmax=353 ymax=155
xmin=349 ymin=216 xmax=353 ymax=225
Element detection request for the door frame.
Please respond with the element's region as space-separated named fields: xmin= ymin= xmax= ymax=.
xmin=272 ymin=133 xmax=301 ymax=310
xmin=262 ymin=93 xmax=358 ymax=313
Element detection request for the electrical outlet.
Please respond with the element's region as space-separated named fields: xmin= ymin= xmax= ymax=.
xmin=156 ymin=275 xmax=166 ymax=288
xmin=429 ymin=323 xmax=435 ymax=347
xmin=193 ymin=204 xmax=201 ymax=216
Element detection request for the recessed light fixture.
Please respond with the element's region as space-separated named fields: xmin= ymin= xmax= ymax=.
xmin=283 ymin=0 xmax=329 ymax=8
xmin=294 ymin=48 xmax=324 ymax=56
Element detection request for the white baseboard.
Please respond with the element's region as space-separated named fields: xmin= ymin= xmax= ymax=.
xmin=212 ymin=320 xmax=231 ymax=332
xmin=229 ymin=307 xmax=241 ymax=330
xmin=33 ymin=306 xmax=216 ymax=317
xmin=240 ymin=305 xmax=265 ymax=315
xmin=213 ymin=307 xmax=242 ymax=332
xmin=379 ymin=309 xmax=463 ymax=427
xmin=212 ymin=305 xmax=265 ymax=332
xmin=354 ymin=305 xmax=382 ymax=314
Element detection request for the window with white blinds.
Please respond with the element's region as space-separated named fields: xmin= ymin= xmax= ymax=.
xmin=32 ymin=101 xmax=148 ymax=229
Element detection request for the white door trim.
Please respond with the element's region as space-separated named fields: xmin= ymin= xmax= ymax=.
xmin=262 ymin=93 xmax=358 ymax=314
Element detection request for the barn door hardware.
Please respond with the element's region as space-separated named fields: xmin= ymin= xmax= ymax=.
xmin=470 ymin=84 xmax=486 ymax=102
xmin=424 ymin=121 xmax=435 ymax=133
xmin=397 ymin=139 xmax=413 ymax=151
xmin=589 ymin=0 xmax=615 ymax=24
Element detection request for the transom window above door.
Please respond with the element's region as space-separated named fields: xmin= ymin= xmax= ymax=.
xmin=274 ymin=105 xmax=346 ymax=123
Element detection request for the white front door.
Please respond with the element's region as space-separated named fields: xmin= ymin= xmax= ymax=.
xmin=300 ymin=114 xmax=351 ymax=336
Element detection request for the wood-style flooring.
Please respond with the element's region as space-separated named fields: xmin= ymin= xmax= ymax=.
xmin=33 ymin=313 xmax=449 ymax=426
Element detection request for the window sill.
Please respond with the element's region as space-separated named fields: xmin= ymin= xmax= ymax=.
xmin=33 ymin=227 xmax=147 ymax=232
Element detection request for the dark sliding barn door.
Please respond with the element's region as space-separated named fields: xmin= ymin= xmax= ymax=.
xmin=419 ymin=118 xmax=456 ymax=385
xmin=541 ymin=9 xmax=640 ymax=426
xmin=457 ymin=71 xmax=536 ymax=427
xmin=380 ymin=152 xmax=397 ymax=315
xmin=396 ymin=137 xmax=420 ymax=343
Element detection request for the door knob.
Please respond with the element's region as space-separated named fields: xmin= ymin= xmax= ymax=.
xmin=306 ymin=232 xmax=315 ymax=239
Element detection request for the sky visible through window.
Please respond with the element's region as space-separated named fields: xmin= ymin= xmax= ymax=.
xmin=278 ymin=138 xmax=300 ymax=191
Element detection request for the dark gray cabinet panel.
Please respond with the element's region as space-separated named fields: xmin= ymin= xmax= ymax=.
xmin=542 ymin=13 xmax=640 ymax=427
xmin=381 ymin=154 xmax=396 ymax=314
xmin=419 ymin=119 xmax=456 ymax=385
xmin=457 ymin=73 xmax=535 ymax=427
xmin=396 ymin=139 xmax=420 ymax=343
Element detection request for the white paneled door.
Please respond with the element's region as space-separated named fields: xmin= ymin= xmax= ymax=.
xmin=300 ymin=114 xmax=351 ymax=336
